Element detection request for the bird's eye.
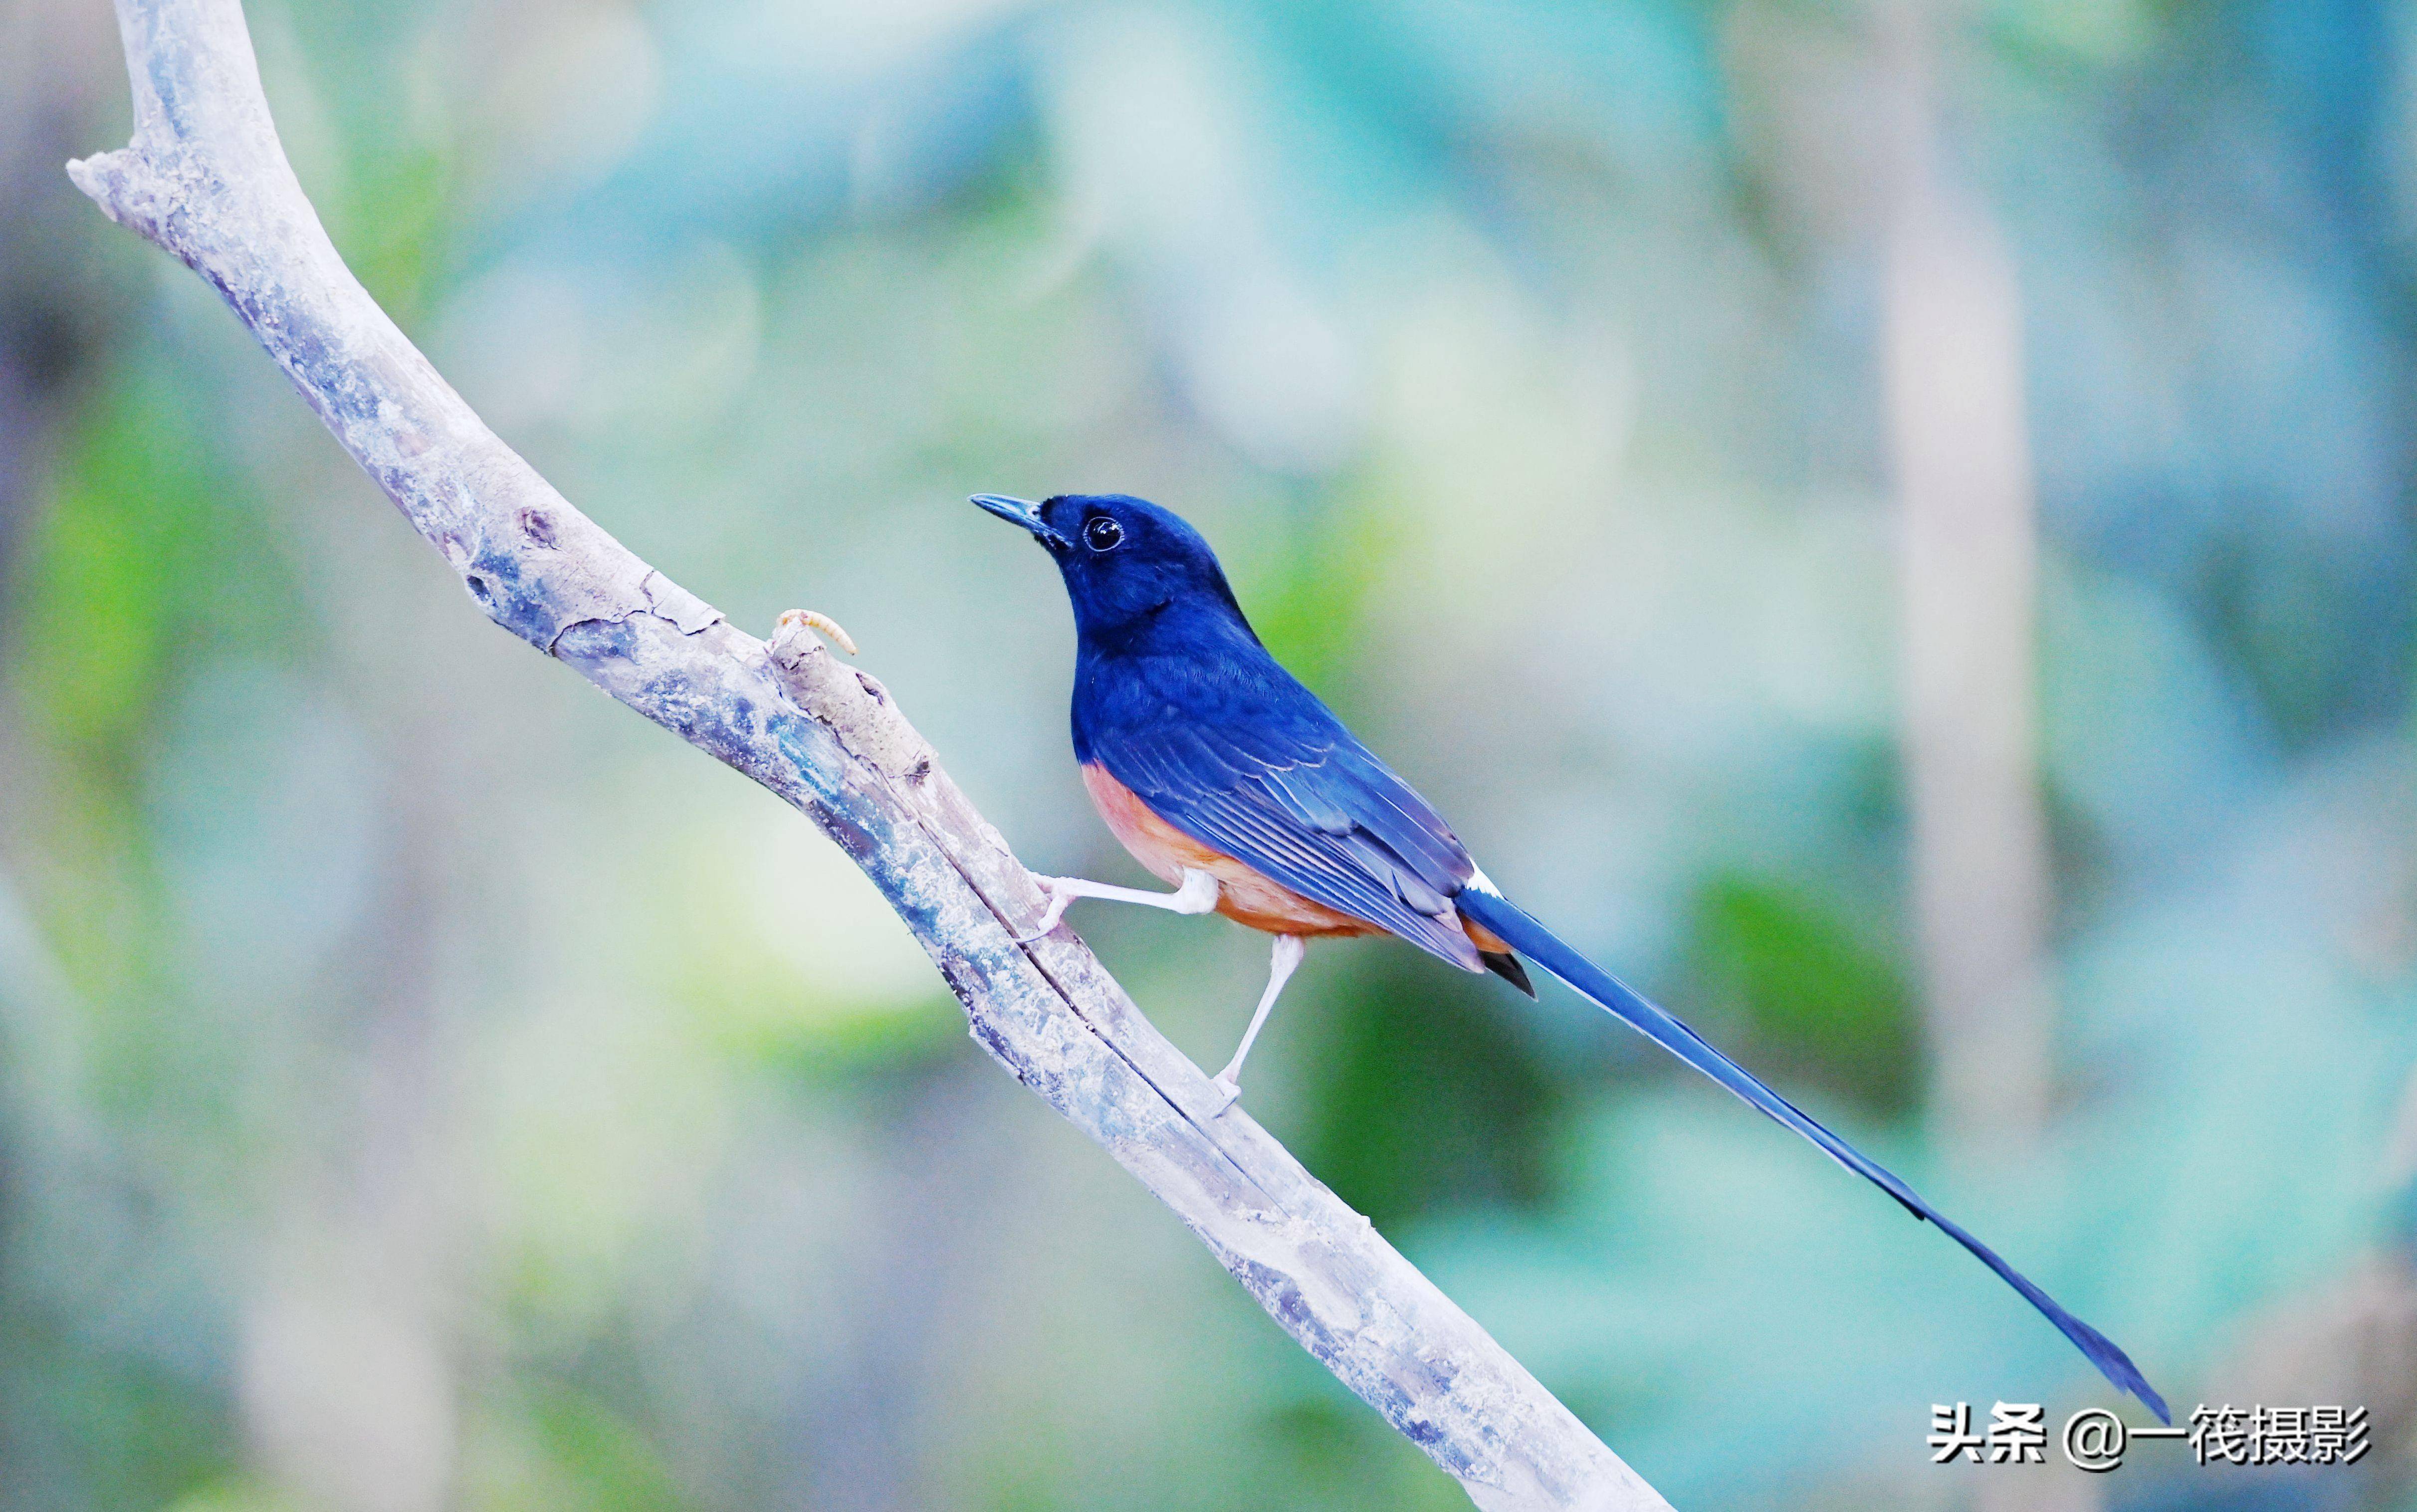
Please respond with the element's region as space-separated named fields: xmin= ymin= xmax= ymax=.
xmin=1084 ymin=516 xmax=1124 ymax=553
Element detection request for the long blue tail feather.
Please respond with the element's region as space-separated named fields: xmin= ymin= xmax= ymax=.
xmin=1457 ymin=885 xmax=2169 ymax=1423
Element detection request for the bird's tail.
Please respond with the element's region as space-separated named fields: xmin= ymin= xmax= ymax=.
xmin=1455 ymin=883 xmax=2169 ymax=1423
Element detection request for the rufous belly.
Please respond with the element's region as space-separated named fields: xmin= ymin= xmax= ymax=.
xmin=1081 ymin=762 xmax=1382 ymax=938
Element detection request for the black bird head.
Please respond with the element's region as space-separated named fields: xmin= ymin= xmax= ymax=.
xmin=973 ymin=493 xmax=1249 ymax=641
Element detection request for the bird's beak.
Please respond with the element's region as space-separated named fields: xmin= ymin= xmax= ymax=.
xmin=971 ymin=493 xmax=1071 ymax=550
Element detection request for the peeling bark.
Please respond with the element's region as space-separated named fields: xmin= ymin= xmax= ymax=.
xmin=66 ymin=3 xmax=1669 ymax=1507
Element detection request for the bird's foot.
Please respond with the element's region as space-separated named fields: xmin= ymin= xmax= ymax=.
xmin=1012 ymin=868 xmax=1220 ymax=943
xmin=1014 ymin=875 xmax=1073 ymax=944
xmin=1208 ymin=1074 xmax=1243 ymax=1115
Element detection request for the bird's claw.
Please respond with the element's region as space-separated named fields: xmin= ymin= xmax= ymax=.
xmin=1014 ymin=875 xmax=1071 ymax=944
xmin=1208 ymin=1074 xmax=1242 ymax=1115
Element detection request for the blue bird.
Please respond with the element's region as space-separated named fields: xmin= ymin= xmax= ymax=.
xmin=975 ymin=490 xmax=2169 ymax=1423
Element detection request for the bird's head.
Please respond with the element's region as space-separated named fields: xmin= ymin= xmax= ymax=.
xmin=973 ymin=492 xmax=1247 ymax=640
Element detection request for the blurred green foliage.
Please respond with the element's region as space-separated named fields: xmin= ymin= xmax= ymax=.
xmin=1300 ymin=948 xmax=1572 ymax=1230
xmin=19 ymin=365 xmax=278 ymax=765
xmin=1684 ymin=867 xmax=1918 ymax=1116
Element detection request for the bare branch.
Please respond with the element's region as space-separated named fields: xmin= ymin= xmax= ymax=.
xmin=67 ymin=3 xmax=1669 ymax=1506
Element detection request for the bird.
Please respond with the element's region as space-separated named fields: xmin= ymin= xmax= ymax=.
xmin=973 ymin=489 xmax=2168 ymax=1423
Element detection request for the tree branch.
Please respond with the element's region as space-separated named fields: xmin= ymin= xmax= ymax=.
xmin=66 ymin=3 xmax=1668 ymax=1506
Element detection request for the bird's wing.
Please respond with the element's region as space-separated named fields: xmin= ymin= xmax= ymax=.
xmin=1096 ymin=719 xmax=1486 ymax=969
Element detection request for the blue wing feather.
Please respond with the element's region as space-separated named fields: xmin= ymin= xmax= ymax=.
xmin=1075 ymin=628 xmax=1484 ymax=968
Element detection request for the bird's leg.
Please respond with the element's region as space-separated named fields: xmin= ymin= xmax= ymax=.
xmin=1016 ymin=866 xmax=1219 ymax=944
xmin=1210 ymin=934 xmax=1306 ymax=1113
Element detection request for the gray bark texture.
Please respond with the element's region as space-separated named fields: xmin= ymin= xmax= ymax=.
xmin=67 ymin=3 xmax=1671 ymax=1507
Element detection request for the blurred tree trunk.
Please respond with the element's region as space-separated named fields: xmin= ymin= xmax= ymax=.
xmin=1878 ymin=12 xmax=2100 ymax=1512
xmin=1878 ymin=2 xmax=2056 ymax=1155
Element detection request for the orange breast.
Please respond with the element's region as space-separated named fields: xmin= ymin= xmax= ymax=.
xmin=1081 ymin=763 xmax=1383 ymax=938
